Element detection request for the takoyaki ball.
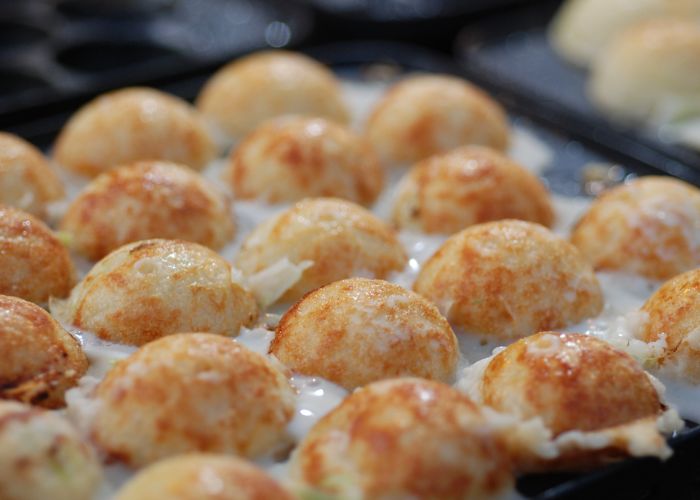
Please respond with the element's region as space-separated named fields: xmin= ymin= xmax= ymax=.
xmin=571 ymin=176 xmax=700 ymax=280
xmin=365 ymin=75 xmax=509 ymax=166
xmin=0 ymin=132 xmax=63 ymax=219
xmin=414 ymin=220 xmax=603 ymax=338
xmin=392 ymin=145 xmax=554 ymax=234
xmin=289 ymin=378 xmax=513 ymax=499
xmin=271 ymin=278 xmax=459 ymax=390
xmin=92 ymin=333 xmax=295 ymax=467
xmin=480 ymin=332 xmax=671 ymax=470
xmin=54 ymin=88 xmax=216 ymax=177
xmin=0 ymin=400 xmax=102 ymax=500
xmin=115 ymin=454 xmax=293 ymax=500
xmin=641 ymin=268 xmax=700 ymax=382
xmin=0 ymin=295 xmax=86 ymax=408
xmin=51 ymin=239 xmax=257 ymax=346
xmin=60 ymin=161 xmax=235 ymax=260
xmin=235 ymin=198 xmax=407 ymax=304
xmin=196 ymin=51 xmax=349 ymax=141
xmin=483 ymin=333 xmax=661 ymax=435
xmin=0 ymin=205 xmax=75 ymax=304
xmin=227 ymin=116 xmax=383 ymax=205
xmin=589 ymin=19 xmax=700 ymax=123
xmin=550 ymin=0 xmax=700 ymax=67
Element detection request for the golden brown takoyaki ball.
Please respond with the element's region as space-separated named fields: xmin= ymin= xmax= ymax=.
xmin=271 ymin=278 xmax=458 ymax=390
xmin=414 ymin=220 xmax=603 ymax=338
xmin=50 ymin=239 xmax=257 ymax=346
xmin=54 ymin=87 xmax=216 ymax=177
xmin=92 ymin=333 xmax=295 ymax=467
xmin=235 ymin=198 xmax=407 ymax=304
xmin=365 ymin=75 xmax=509 ymax=166
xmin=0 ymin=205 xmax=75 ymax=304
xmin=571 ymin=176 xmax=700 ymax=280
xmin=0 ymin=295 xmax=86 ymax=408
xmin=289 ymin=378 xmax=513 ymax=499
xmin=479 ymin=332 xmax=671 ymax=470
xmin=196 ymin=51 xmax=349 ymax=141
xmin=226 ymin=116 xmax=383 ymax=205
xmin=0 ymin=132 xmax=63 ymax=219
xmin=550 ymin=0 xmax=700 ymax=67
xmin=641 ymin=268 xmax=700 ymax=382
xmin=59 ymin=161 xmax=234 ymax=260
xmin=115 ymin=454 xmax=293 ymax=500
xmin=482 ymin=333 xmax=661 ymax=436
xmin=392 ymin=145 xmax=554 ymax=234
xmin=0 ymin=400 xmax=102 ymax=500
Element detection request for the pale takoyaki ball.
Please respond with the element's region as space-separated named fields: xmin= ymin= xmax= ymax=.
xmin=0 ymin=400 xmax=101 ymax=500
xmin=51 ymin=239 xmax=257 ymax=346
xmin=0 ymin=295 xmax=86 ymax=408
xmin=571 ymin=176 xmax=700 ymax=280
xmin=196 ymin=51 xmax=349 ymax=141
xmin=483 ymin=333 xmax=661 ymax=435
xmin=365 ymin=75 xmax=510 ymax=166
xmin=60 ymin=161 xmax=235 ymax=260
xmin=115 ymin=454 xmax=293 ymax=500
xmin=414 ymin=220 xmax=603 ymax=338
xmin=92 ymin=334 xmax=295 ymax=467
xmin=0 ymin=205 xmax=75 ymax=304
xmin=236 ymin=198 xmax=406 ymax=304
xmin=54 ymin=87 xmax=216 ymax=177
xmin=271 ymin=278 xmax=458 ymax=390
xmin=0 ymin=132 xmax=63 ymax=219
xmin=289 ymin=378 xmax=513 ymax=499
xmin=641 ymin=268 xmax=700 ymax=382
xmin=227 ymin=116 xmax=383 ymax=205
xmin=392 ymin=145 xmax=554 ymax=234
xmin=589 ymin=19 xmax=700 ymax=123
xmin=550 ymin=0 xmax=700 ymax=67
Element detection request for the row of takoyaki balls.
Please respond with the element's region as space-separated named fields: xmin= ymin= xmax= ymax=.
xmin=2 ymin=158 xmax=700 ymax=347
xmin=0 ymin=50 xmax=699 ymax=499
xmin=0 ymin=218 xmax=697 ymax=498
xmin=5 ymin=168 xmax=700 ymax=334
xmin=5 ymin=135 xmax=700 ymax=302
xmin=0 ymin=308 xmax=684 ymax=499
xmin=8 ymin=187 xmax=700 ymax=409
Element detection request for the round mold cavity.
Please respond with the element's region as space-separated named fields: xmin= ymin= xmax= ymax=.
xmin=0 ymin=21 xmax=47 ymax=50
xmin=56 ymin=0 xmax=171 ymax=19
xmin=0 ymin=68 xmax=50 ymax=94
xmin=55 ymin=40 xmax=180 ymax=74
